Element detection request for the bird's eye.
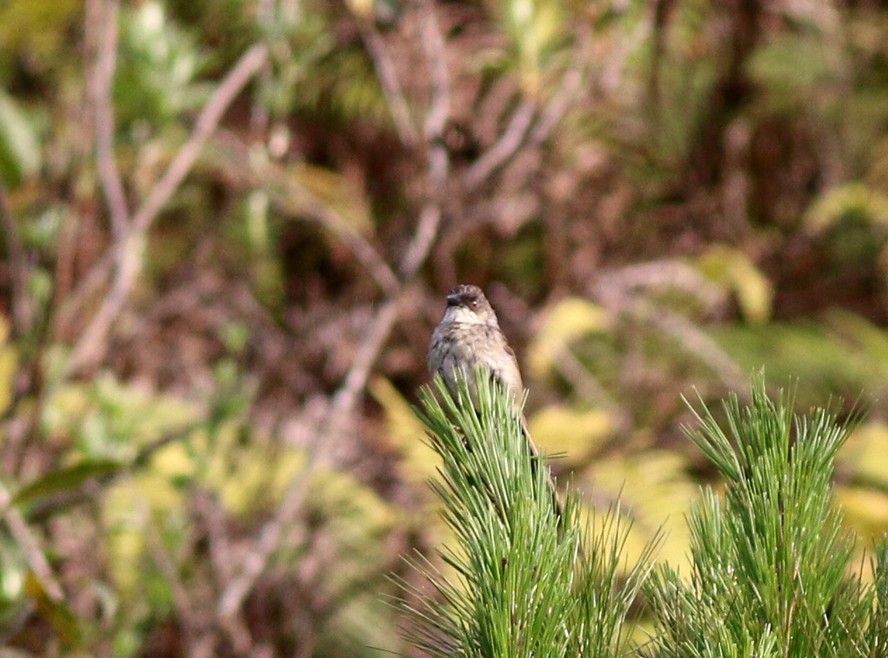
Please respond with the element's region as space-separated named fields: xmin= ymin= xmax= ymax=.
xmin=470 ymin=299 xmax=478 ymax=308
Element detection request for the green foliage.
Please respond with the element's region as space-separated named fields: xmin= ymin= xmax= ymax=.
xmin=116 ymin=0 xmax=210 ymax=126
xmin=488 ymin=0 xmax=570 ymax=95
xmin=2 ymin=0 xmax=888 ymax=655
xmin=747 ymin=32 xmax=837 ymax=114
xmin=403 ymin=370 xmax=656 ymax=657
xmin=712 ymin=311 xmax=888 ymax=405
xmin=645 ymin=376 xmax=886 ymax=657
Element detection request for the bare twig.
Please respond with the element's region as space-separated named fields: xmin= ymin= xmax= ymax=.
xmin=590 ymin=260 xmax=744 ymax=389
xmin=67 ymin=43 xmax=269 ymax=374
xmin=217 ymin=476 xmax=311 ymax=619
xmin=0 ymin=183 xmax=30 ymax=336
xmin=54 ymin=248 xmax=114 ymax=332
xmin=131 ymin=43 xmax=269 ymax=235
xmin=398 ymin=0 xmax=450 ymax=278
xmin=527 ymin=57 xmax=586 ymax=146
xmin=358 ymin=20 xmax=418 ymax=148
xmin=252 ymin=158 xmax=400 ymax=296
xmin=204 ymin=132 xmax=400 ymax=296
xmin=630 ymin=298 xmax=745 ymax=390
xmin=463 ymin=27 xmax=589 ymax=192
xmin=594 ymin=260 xmax=727 ymax=310
xmin=551 ymin=346 xmax=631 ymax=431
xmin=463 ymin=99 xmax=536 ymax=192
xmin=218 ymin=1 xmax=452 ymax=621
xmin=91 ymin=0 xmax=130 ymax=239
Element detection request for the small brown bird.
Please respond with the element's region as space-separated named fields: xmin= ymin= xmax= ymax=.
xmin=428 ymin=284 xmax=562 ymax=516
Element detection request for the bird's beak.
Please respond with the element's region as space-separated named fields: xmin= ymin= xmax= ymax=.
xmin=446 ymin=292 xmax=461 ymax=307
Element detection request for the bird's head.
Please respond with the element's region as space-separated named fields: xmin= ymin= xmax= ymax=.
xmin=441 ymin=284 xmax=499 ymax=325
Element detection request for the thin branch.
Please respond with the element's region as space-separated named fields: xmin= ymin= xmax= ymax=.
xmin=527 ymin=58 xmax=586 ymax=146
xmin=420 ymin=1 xmax=451 ymax=146
xmin=131 ymin=43 xmax=269 ymax=234
xmin=464 ymin=27 xmax=589 ymax=191
xmin=91 ymin=0 xmax=130 ymax=239
xmin=551 ymin=346 xmax=631 ymax=431
xmin=203 ymin=132 xmax=401 ymax=295
xmin=0 ymin=483 xmax=64 ymax=602
xmin=463 ymin=99 xmax=536 ymax=192
xmin=66 ymin=43 xmax=269 ymax=374
xmin=358 ymin=20 xmax=418 ymax=148
xmin=631 ymin=298 xmax=745 ymax=390
xmin=245 ymin=146 xmax=401 ymax=297
xmin=54 ymin=248 xmax=114 ymax=332
xmin=217 ymin=1 xmax=452 ymax=620
xmin=398 ymin=0 xmax=450 ymax=278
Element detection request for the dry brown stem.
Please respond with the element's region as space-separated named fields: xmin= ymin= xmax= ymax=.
xmin=217 ymin=0 xmax=452 ymax=625
xmin=67 ymin=43 xmax=269 ymax=374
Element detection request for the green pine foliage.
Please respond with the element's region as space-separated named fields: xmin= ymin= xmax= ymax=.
xmin=406 ymin=371 xmax=888 ymax=657
xmin=402 ymin=370 xmax=657 ymax=657
xmin=644 ymin=376 xmax=888 ymax=658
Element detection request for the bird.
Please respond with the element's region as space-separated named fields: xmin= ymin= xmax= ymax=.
xmin=427 ymin=284 xmax=562 ymax=517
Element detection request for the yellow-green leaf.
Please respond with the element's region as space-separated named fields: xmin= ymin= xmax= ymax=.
xmin=0 ymin=318 xmax=16 ymax=415
xmin=527 ymin=404 xmax=614 ymax=459
xmin=527 ymin=297 xmax=611 ymax=377
xmin=370 ymin=376 xmax=440 ymax=484
xmin=805 ymin=182 xmax=888 ymax=232
xmin=696 ymin=245 xmax=773 ymax=324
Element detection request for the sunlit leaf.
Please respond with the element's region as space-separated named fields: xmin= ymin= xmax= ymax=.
xmin=842 ymin=422 xmax=888 ymax=489
xmin=527 ymin=404 xmax=614 ymax=459
xmin=696 ymin=245 xmax=773 ymax=324
xmin=528 ymin=297 xmax=611 ymax=377
xmin=583 ymin=450 xmax=698 ymax=571
xmin=369 ymin=377 xmax=439 ymax=483
xmin=836 ymin=487 xmax=888 ymax=541
xmin=805 ymin=182 xmax=888 ymax=232
xmin=493 ymin=0 xmax=569 ymax=94
xmin=0 ymin=318 xmax=16 ymax=416
xmin=285 ymin=162 xmax=373 ymax=235
xmin=345 ymin=0 xmax=374 ymax=19
xmin=0 ymin=0 xmax=79 ymax=70
xmin=43 ymin=375 xmax=203 ymax=459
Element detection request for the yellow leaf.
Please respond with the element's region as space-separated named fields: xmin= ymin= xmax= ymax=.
xmin=696 ymin=245 xmax=773 ymax=324
xmin=805 ymin=182 xmax=888 ymax=232
xmin=527 ymin=404 xmax=614 ymax=459
xmin=344 ymin=0 xmax=374 ymax=19
xmin=527 ymin=297 xmax=611 ymax=378
xmin=842 ymin=422 xmax=888 ymax=488
xmin=369 ymin=377 xmax=441 ymax=484
xmin=836 ymin=485 xmax=888 ymax=546
xmin=582 ymin=450 xmax=699 ymax=572
xmin=0 ymin=317 xmax=17 ymax=415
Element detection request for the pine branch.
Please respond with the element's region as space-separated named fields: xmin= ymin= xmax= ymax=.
xmin=646 ymin=373 xmax=881 ymax=658
xmin=400 ymin=369 xmax=656 ymax=657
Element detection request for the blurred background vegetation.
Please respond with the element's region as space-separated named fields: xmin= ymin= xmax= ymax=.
xmin=1 ymin=0 xmax=888 ymax=655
